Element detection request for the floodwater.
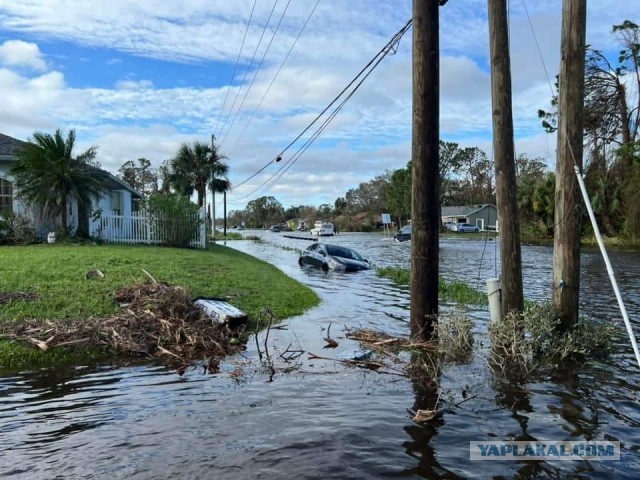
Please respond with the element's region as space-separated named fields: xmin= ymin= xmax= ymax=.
xmin=1 ymin=231 xmax=639 ymax=479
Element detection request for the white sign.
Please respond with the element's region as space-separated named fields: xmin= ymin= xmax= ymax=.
xmin=381 ymin=213 xmax=392 ymax=225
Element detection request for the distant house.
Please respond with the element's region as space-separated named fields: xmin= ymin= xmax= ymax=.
xmin=441 ymin=204 xmax=498 ymax=231
xmin=0 ymin=132 xmax=141 ymax=237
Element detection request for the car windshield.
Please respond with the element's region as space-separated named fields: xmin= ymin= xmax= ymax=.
xmin=326 ymin=245 xmax=364 ymax=261
xmin=400 ymin=225 xmax=412 ymax=234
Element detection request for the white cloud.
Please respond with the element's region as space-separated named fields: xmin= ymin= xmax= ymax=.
xmin=0 ymin=39 xmax=46 ymax=70
xmin=114 ymin=78 xmax=154 ymax=90
xmin=0 ymin=0 xmax=639 ymax=209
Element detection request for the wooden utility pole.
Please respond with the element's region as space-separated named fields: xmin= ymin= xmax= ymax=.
xmin=487 ymin=0 xmax=524 ymax=316
xmin=411 ymin=0 xmax=440 ymax=340
xmin=223 ymin=191 xmax=227 ymax=236
xmin=553 ymin=0 xmax=587 ymax=328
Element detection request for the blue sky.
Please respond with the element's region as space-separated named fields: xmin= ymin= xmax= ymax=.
xmin=0 ymin=0 xmax=638 ymax=212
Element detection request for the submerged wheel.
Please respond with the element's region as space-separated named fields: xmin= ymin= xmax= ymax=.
xmin=321 ymin=263 xmax=329 ymax=272
xmin=298 ymin=257 xmax=304 ymax=267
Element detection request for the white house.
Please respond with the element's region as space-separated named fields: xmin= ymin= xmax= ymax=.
xmin=0 ymin=132 xmax=141 ymax=237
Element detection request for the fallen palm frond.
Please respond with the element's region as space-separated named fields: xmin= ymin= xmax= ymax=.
xmin=1 ymin=282 xmax=245 ymax=369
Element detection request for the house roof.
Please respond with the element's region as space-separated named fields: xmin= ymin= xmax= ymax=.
xmin=89 ymin=166 xmax=142 ymax=198
xmin=0 ymin=133 xmax=26 ymax=157
xmin=0 ymin=132 xmax=141 ymax=198
xmin=441 ymin=204 xmax=496 ymax=217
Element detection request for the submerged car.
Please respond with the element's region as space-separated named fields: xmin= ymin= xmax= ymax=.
xmin=394 ymin=224 xmax=412 ymax=242
xmin=298 ymin=243 xmax=370 ymax=272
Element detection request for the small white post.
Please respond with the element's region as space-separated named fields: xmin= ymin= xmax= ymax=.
xmin=487 ymin=277 xmax=502 ymax=325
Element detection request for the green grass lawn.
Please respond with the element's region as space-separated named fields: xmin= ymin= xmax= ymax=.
xmin=0 ymin=243 xmax=319 ymax=322
xmin=0 ymin=243 xmax=320 ymax=369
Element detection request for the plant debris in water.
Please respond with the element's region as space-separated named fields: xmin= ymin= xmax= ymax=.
xmin=1 ymin=282 xmax=245 ymax=369
xmin=489 ymin=303 xmax=619 ymax=378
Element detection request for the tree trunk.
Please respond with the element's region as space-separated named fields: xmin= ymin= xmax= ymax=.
xmin=197 ymin=187 xmax=205 ymax=208
xmin=61 ymin=197 xmax=68 ymax=234
xmin=553 ymin=0 xmax=587 ymax=328
xmin=77 ymin=201 xmax=90 ymax=238
xmin=410 ymin=0 xmax=440 ymax=341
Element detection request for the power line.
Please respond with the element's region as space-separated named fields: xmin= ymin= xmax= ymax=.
xmin=217 ymin=0 xmax=280 ymax=142
xmin=219 ymin=0 xmax=294 ymax=150
xmin=230 ymin=18 xmax=412 ymax=194
xmin=213 ymin=0 xmax=258 ymax=138
xmin=226 ymin=0 xmax=322 ymax=157
xmin=235 ymin=19 xmax=412 ymax=200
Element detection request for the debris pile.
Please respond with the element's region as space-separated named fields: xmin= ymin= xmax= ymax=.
xmin=1 ymin=282 xmax=245 ymax=367
xmin=345 ymin=328 xmax=438 ymax=352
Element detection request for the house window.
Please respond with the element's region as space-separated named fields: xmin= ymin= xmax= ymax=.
xmin=0 ymin=178 xmax=13 ymax=216
xmin=111 ymin=191 xmax=123 ymax=215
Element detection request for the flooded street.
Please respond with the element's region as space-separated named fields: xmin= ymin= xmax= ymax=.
xmin=1 ymin=232 xmax=639 ymax=478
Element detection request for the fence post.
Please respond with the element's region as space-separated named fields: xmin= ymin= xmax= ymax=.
xmin=199 ymin=207 xmax=206 ymax=249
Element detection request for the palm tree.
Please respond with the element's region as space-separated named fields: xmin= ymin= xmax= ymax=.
xmin=169 ymin=141 xmax=226 ymax=207
xmin=169 ymin=139 xmax=230 ymax=225
xmin=209 ymin=159 xmax=231 ymax=231
xmin=11 ymin=129 xmax=107 ymax=234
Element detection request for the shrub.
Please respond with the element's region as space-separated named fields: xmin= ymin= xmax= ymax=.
xmin=147 ymin=193 xmax=202 ymax=248
xmin=489 ymin=303 xmax=618 ymax=379
xmin=0 ymin=213 xmax=38 ymax=245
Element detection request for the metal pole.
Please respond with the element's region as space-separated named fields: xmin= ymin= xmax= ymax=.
xmin=574 ymin=166 xmax=640 ymax=369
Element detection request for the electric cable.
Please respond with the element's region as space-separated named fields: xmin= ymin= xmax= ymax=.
xmin=217 ymin=0 xmax=280 ymax=141
xmin=213 ymin=0 xmax=258 ymax=138
xmin=225 ymin=0 xmax=322 ymax=157
xmin=230 ymin=18 xmax=412 ymax=196
xmin=237 ymin=20 xmax=412 ymax=200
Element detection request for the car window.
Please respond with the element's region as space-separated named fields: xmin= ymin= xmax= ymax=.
xmin=307 ymin=243 xmax=318 ymax=252
xmin=326 ymin=245 xmax=363 ymax=261
xmin=401 ymin=225 xmax=411 ymax=234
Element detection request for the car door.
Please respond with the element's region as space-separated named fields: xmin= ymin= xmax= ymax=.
xmin=302 ymin=243 xmax=322 ymax=266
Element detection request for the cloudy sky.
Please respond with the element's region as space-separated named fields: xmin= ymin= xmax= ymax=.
xmin=0 ymin=0 xmax=638 ymax=212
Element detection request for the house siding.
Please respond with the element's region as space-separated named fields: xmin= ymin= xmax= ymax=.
xmin=441 ymin=204 xmax=498 ymax=230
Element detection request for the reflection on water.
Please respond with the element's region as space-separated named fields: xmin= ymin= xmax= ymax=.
xmin=1 ymin=231 xmax=639 ymax=478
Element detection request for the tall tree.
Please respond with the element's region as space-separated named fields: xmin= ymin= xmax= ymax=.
xmin=169 ymin=140 xmax=228 ymax=209
xmin=118 ymin=158 xmax=158 ymax=198
xmin=245 ymin=196 xmax=283 ymax=228
xmin=11 ymin=129 xmax=108 ymax=234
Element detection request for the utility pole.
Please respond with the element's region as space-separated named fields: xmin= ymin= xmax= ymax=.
xmin=223 ymin=191 xmax=227 ymax=236
xmin=553 ymin=0 xmax=587 ymax=328
xmin=411 ymin=0 xmax=440 ymax=340
xmin=210 ymin=133 xmax=216 ymax=237
xmin=487 ymin=0 xmax=524 ymax=316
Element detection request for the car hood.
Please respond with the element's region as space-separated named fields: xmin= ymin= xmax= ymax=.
xmin=330 ymin=256 xmax=370 ymax=271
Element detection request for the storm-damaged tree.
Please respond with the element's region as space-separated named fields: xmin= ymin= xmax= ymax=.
xmin=11 ymin=129 xmax=108 ymax=236
xmin=118 ymin=157 xmax=159 ymax=199
xmin=538 ymin=20 xmax=640 ymax=237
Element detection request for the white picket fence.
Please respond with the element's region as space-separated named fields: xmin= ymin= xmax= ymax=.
xmin=95 ymin=208 xmax=207 ymax=249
